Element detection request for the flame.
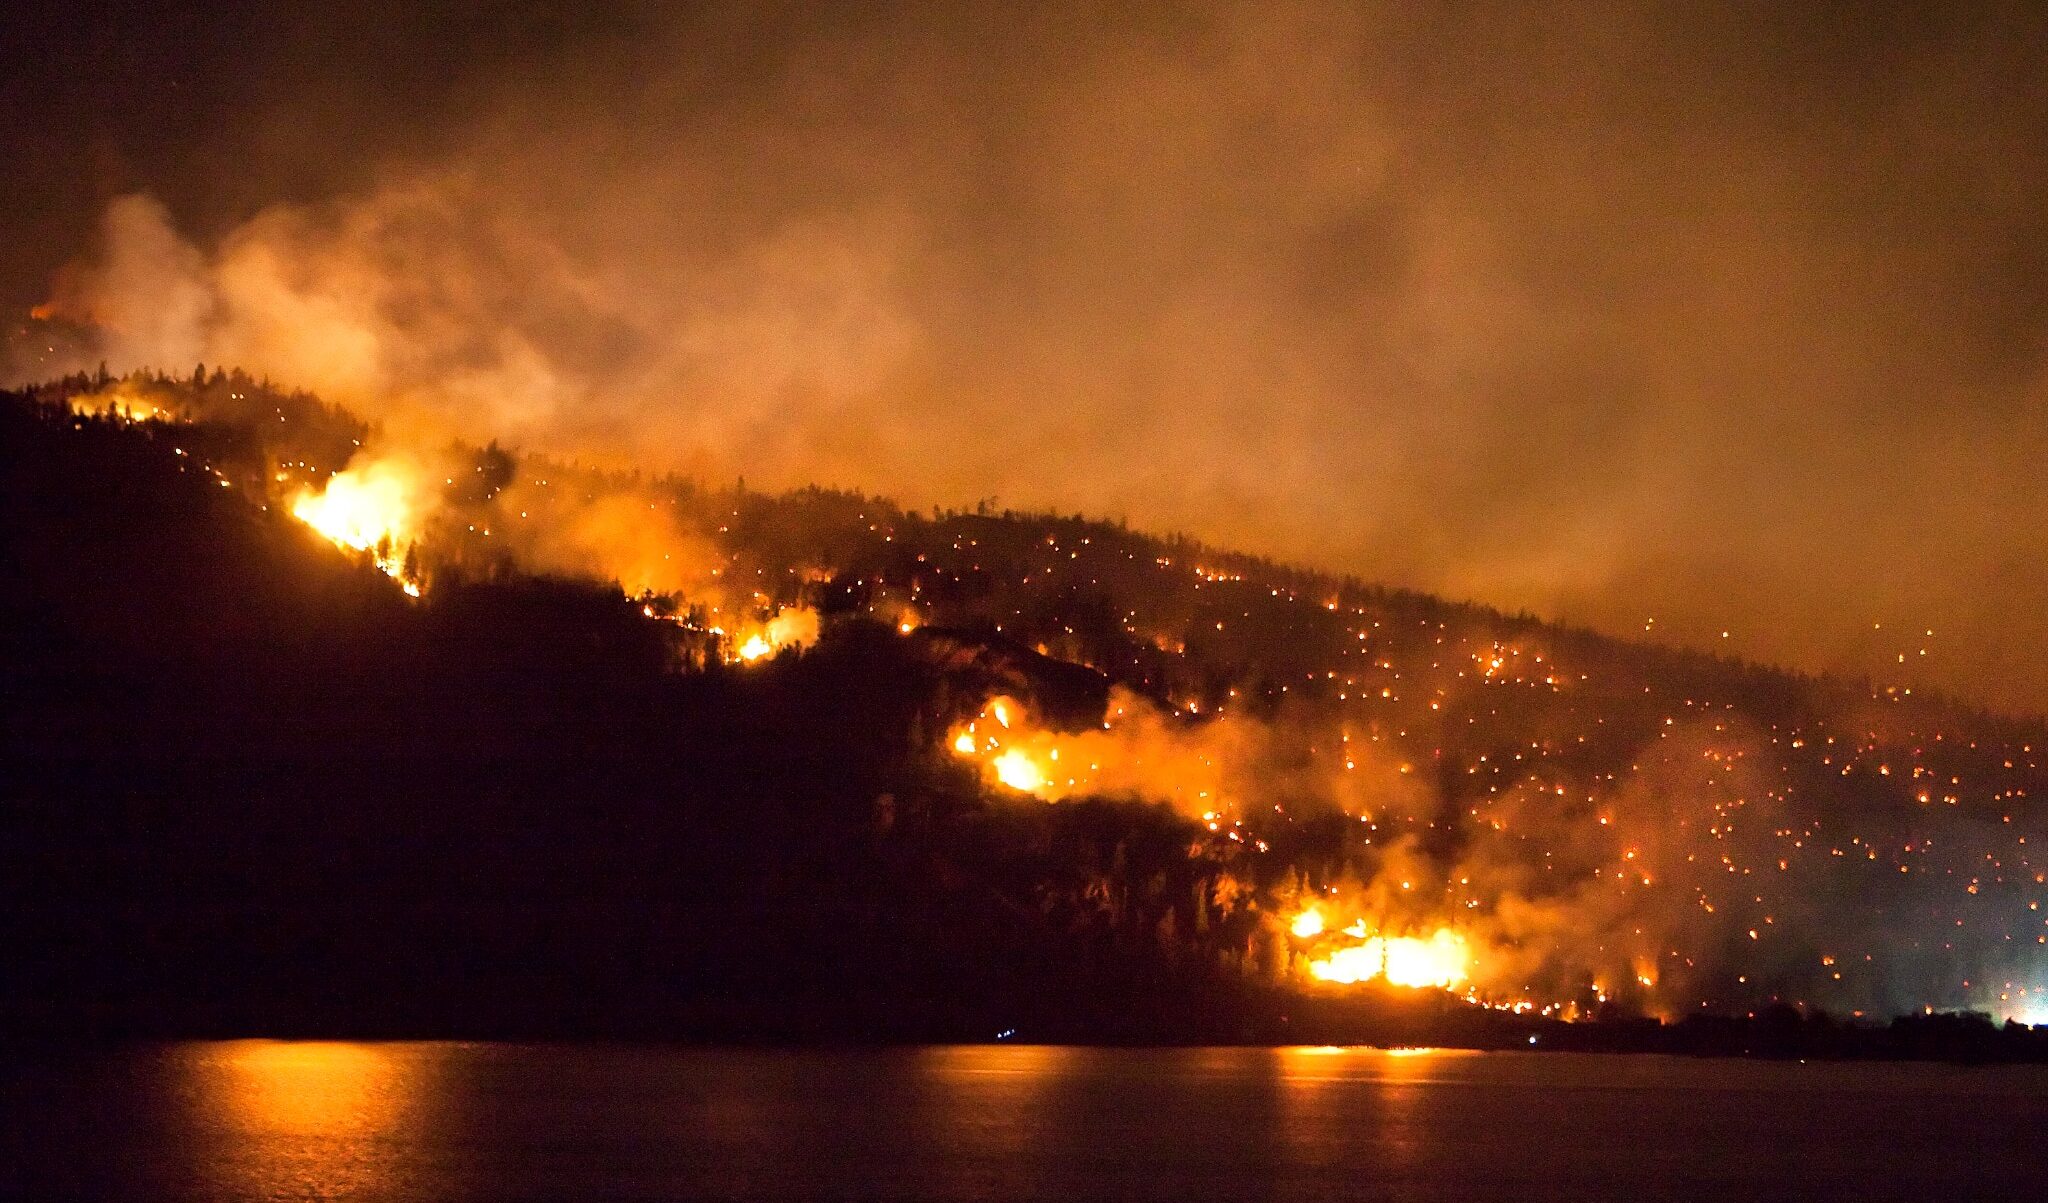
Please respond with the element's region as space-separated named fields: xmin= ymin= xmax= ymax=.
xmin=290 ymin=460 xmax=422 ymax=596
xmin=942 ymin=690 xmax=1235 ymax=815
xmin=723 ymin=605 xmax=819 ymax=664
xmin=948 ymin=696 xmax=1066 ymax=798
xmin=1381 ymin=931 xmax=1470 ymax=989
xmin=66 ymin=385 xmax=172 ymax=423
xmin=1299 ymin=916 xmax=1471 ymax=990
xmin=991 ymin=749 xmax=1046 ymax=792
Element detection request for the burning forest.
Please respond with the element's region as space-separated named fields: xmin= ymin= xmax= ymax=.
xmin=5 ymin=366 xmax=2045 ymax=1046
xmin=17 ymin=16 xmax=2048 ymax=1203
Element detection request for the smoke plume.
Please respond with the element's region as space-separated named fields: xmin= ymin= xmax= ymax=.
xmin=9 ymin=1 xmax=2048 ymax=712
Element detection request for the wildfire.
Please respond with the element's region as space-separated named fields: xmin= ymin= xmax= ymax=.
xmin=67 ymin=386 xmax=173 ymax=423
xmin=991 ymin=749 xmax=1046 ymax=792
xmin=1293 ymin=908 xmax=1471 ymax=990
xmin=723 ymin=605 xmax=819 ymax=664
xmin=947 ymin=695 xmax=1073 ymax=800
xmin=943 ymin=689 xmax=1236 ymax=815
xmin=290 ymin=461 xmax=422 ymax=597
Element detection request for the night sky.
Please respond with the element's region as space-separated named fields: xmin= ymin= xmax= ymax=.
xmin=5 ymin=1 xmax=2047 ymax=710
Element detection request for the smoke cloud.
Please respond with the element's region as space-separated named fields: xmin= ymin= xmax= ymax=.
xmin=9 ymin=1 xmax=2048 ymax=711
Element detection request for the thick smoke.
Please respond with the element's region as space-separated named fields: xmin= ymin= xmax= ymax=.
xmin=11 ymin=1 xmax=2048 ymax=712
xmin=957 ymin=670 xmax=2038 ymax=1017
xmin=490 ymin=478 xmax=720 ymax=597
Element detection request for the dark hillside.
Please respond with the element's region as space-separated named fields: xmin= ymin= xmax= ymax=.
xmin=4 ymin=378 xmax=2045 ymax=1051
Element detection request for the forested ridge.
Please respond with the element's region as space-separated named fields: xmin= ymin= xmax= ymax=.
xmin=5 ymin=373 xmax=2045 ymax=1057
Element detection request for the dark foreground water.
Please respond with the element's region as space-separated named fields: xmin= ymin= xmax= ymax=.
xmin=6 ymin=1043 xmax=2046 ymax=1202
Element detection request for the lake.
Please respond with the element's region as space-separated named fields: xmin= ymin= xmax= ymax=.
xmin=6 ymin=1043 xmax=2044 ymax=1201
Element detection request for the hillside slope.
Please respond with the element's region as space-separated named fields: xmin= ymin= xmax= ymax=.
xmin=4 ymin=372 xmax=2046 ymax=1043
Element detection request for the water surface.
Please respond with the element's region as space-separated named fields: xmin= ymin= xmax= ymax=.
xmin=7 ymin=1043 xmax=2044 ymax=1201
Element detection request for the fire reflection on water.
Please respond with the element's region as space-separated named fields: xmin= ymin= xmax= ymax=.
xmin=32 ymin=1043 xmax=2018 ymax=1201
xmin=1274 ymin=1045 xmax=1463 ymax=1179
xmin=174 ymin=1041 xmax=437 ymax=1201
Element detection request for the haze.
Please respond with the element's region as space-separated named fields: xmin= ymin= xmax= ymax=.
xmin=5 ymin=1 xmax=2045 ymax=711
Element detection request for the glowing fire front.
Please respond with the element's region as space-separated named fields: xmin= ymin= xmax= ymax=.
xmin=722 ymin=605 xmax=819 ymax=664
xmin=1291 ymin=907 xmax=1472 ymax=991
xmin=945 ymin=691 xmax=1235 ymax=815
xmin=947 ymin=696 xmax=1090 ymax=800
xmin=67 ymin=386 xmax=175 ymax=423
xmin=290 ymin=461 xmax=423 ymax=597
